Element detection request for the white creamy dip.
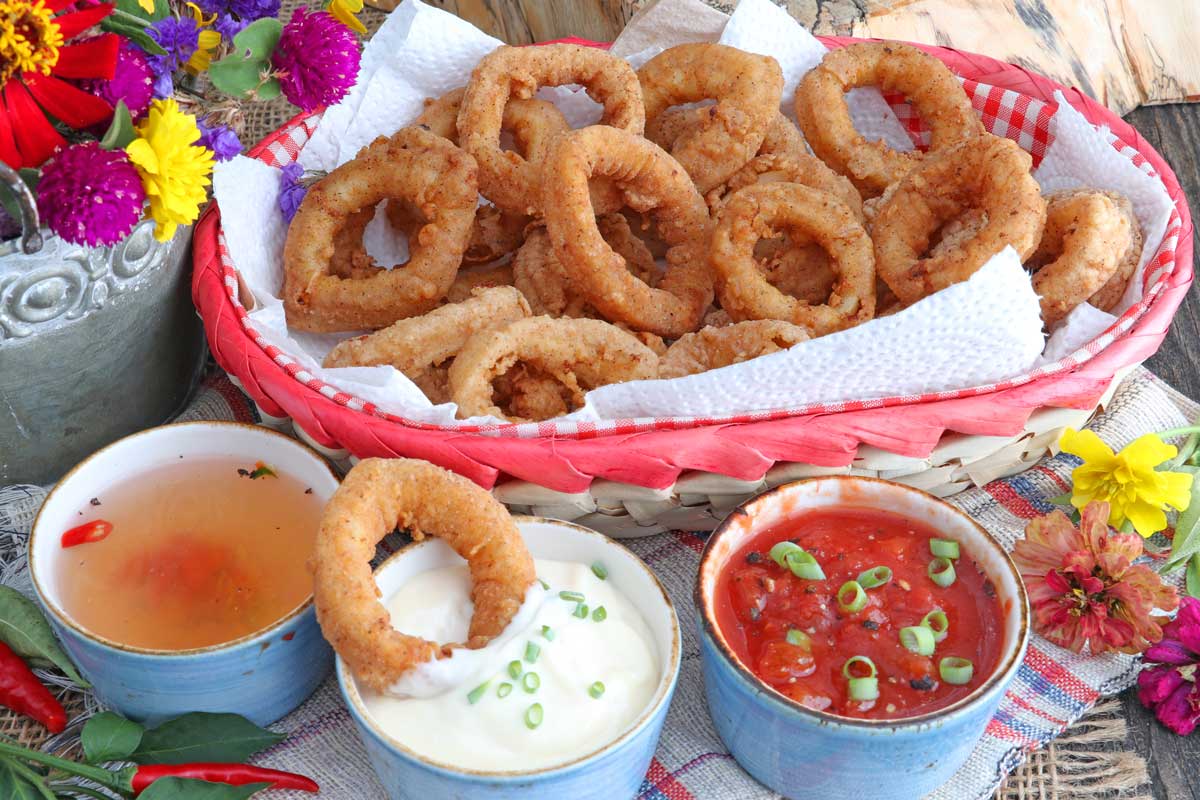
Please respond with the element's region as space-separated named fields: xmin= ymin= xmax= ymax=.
xmin=360 ymin=559 xmax=660 ymax=771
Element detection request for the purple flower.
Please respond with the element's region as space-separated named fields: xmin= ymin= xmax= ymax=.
xmin=196 ymin=0 xmax=280 ymax=22
xmin=152 ymin=71 xmax=174 ymax=99
xmin=36 ymin=143 xmax=146 ymax=247
xmin=82 ymin=40 xmax=155 ymax=120
xmin=147 ymin=16 xmax=200 ymax=79
xmin=278 ymin=162 xmax=307 ymax=223
xmin=213 ymin=13 xmax=249 ymax=41
xmin=1137 ymin=596 xmax=1200 ymax=735
xmin=198 ymin=122 xmax=242 ymax=161
xmin=271 ymin=7 xmax=359 ymax=111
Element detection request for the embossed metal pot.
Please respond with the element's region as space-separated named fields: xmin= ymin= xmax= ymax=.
xmin=0 ymin=164 xmax=206 ymax=484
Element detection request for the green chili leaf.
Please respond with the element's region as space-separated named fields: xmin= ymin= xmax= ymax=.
xmin=130 ymin=713 xmax=284 ymax=765
xmin=137 ymin=778 xmax=270 ymax=800
xmin=82 ymin=711 xmax=144 ymax=764
xmin=1186 ymin=553 xmax=1200 ymax=600
xmin=0 ymin=586 xmax=89 ymax=687
xmin=99 ymin=101 xmax=136 ymax=152
xmin=0 ymin=760 xmax=52 ymax=800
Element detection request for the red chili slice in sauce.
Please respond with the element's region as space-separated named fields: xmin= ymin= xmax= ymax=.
xmin=714 ymin=507 xmax=1003 ymax=720
xmin=61 ymin=520 xmax=113 ymax=549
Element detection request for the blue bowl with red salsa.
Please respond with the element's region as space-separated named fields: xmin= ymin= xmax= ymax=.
xmin=695 ymin=476 xmax=1029 ymax=800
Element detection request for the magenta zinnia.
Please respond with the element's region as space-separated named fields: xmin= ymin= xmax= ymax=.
xmin=271 ymin=7 xmax=359 ymax=111
xmin=1012 ymin=502 xmax=1178 ymax=655
xmin=1138 ymin=596 xmax=1200 ymax=735
xmin=36 ymin=142 xmax=145 ymax=246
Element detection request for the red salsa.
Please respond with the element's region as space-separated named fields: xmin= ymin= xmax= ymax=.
xmin=714 ymin=507 xmax=1004 ymax=720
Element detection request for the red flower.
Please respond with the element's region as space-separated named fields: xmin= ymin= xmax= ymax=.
xmin=1137 ymin=596 xmax=1200 ymax=735
xmin=0 ymin=0 xmax=119 ymax=169
xmin=1013 ymin=502 xmax=1179 ymax=655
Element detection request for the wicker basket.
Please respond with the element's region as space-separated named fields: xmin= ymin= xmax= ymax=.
xmin=192 ymin=37 xmax=1194 ymax=535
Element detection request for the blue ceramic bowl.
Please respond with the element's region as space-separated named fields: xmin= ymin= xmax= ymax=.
xmin=30 ymin=421 xmax=339 ymax=727
xmin=695 ymin=476 xmax=1029 ymax=800
xmin=338 ymin=516 xmax=682 ymax=800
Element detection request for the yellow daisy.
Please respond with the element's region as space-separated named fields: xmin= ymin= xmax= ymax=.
xmin=126 ymin=99 xmax=215 ymax=242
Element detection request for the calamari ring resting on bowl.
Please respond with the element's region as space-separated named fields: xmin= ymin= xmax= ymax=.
xmin=313 ymin=458 xmax=536 ymax=693
xmin=659 ymin=320 xmax=810 ymax=378
xmin=447 ymin=316 xmax=661 ymax=422
xmin=639 ymin=43 xmax=784 ymax=194
xmin=457 ymin=44 xmax=645 ymax=216
xmin=795 ymin=41 xmax=984 ymax=197
xmin=282 ymin=127 xmax=478 ymax=332
xmin=872 ymin=135 xmax=1046 ymax=307
xmin=541 ymin=125 xmax=713 ymax=338
xmin=710 ymin=182 xmax=876 ymax=336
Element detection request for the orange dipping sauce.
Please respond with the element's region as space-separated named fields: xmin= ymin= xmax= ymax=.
xmin=714 ymin=507 xmax=1003 ymax=720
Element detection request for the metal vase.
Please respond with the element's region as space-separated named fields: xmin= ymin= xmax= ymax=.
xmin=0 ymin=162 xmax=206 ymax=485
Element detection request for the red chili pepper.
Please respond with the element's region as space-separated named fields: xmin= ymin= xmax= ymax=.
xmin=129 ymin=764 xmax=319 ymax=795
xmin=0 ymin=641 xmax=66 ymax=733
xmin=61 ymin=519 xmax=113 ymax=548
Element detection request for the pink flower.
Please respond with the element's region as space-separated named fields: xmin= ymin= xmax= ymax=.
xmin=36 ymin=143 xmax=146 ymax=247
xmin=1137 ymin=596 xmax=1200 ymax=735
xmin=271 ymin=7 xmax=360 ymax=111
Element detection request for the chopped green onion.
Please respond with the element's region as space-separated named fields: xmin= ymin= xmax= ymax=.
xmin=784 ymin=550 xmax=826 ymax=581
xmin=591 ymin=562 xmax=608 ymax=580
xmin=467 ymin=680 xmax=490 ymax=705
xmin=592 ymin=606 xmax=607 ymax=622
xmin=524 ymin=641 xmax=541 ymax=664
xmin=899 ymin=625 xmax=936 ymax=656
xmin=507 ymin=660 xmax=523 ymax=679
xmin=769 ymin=541 xmax=805 ymax=568
xmin=524 ymin=703 xmax=543 ymax=729
xmin=522 ymin=672 xmax=541 ymax=693
xmin=538 ymin=579 xmax=549 ymax=590
xmin=559 ymin=590 xmax=585 ymax=603
xmin=837 ymin=580 xmax=868 ymax=613
xmin=921 ymin=609 xmax=949 ymax=642
xmin=588 ymin=681 xmax=605 ymax=699
xmin=930 ymin=538 xmax=960 ymax=560
xmin=842 ymin=655 xmax=878 ymax=680
xmin=541 ymin=625 xmax=555 ymax=641
xmin=497 ymin=682 xmax=513 ymax=698
xmin=939 ymin=657 xmax=974 ymax=685
xmin=928 ymin=557 xmax=957 ymax=588
xmin=856 ymin=565 xmax=893 ymax=589
xmin=848 ymin=677 xmax=879 ymax=701
xmin=573 ymin=602 xmax=589 ymax=619
xmin=785 ymin=629 xmax=811 ymax=648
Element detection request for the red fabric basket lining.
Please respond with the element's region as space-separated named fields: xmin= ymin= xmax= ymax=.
xmin=191 ymin=35 xmax=1194 ymax=492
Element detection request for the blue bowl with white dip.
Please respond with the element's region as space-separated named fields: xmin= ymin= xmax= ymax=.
xmin=337 ymin=516 xmax=682 ymax=800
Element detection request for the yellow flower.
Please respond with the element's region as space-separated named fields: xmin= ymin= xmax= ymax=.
xmin=137 ymin=0 xmax=154 ymax=13
xmin=327 ymin=0 xmax=366 ymax=35
xmin=126 ymin=99 xmax=214 ymax=242
xmin=184 ymin=2 xmax=220 ymax=73
xmin=1059 ymin=428 xmax=1193 ymax=538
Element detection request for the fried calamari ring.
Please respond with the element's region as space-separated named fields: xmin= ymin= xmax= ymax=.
xmin=448 ymin=316 xmax=660 ymax=422
xmin=541 ymin=126 xmax=713 ymax=338
xmin=755 ymin=235 xmax=838 ymax=304
xmin=493 ymin=363 xmax=583 ymax=421
xmin=706 ymin=152 xmax=864 ymax=221
xmin=445 ymin=262 xmax=515 ymax=303
xmin=323 ymin=286 xmax=531 ymax=404
xmin=283 ymin=127 xmax=478 ymax=332
xmin=458 ymin=44 xmax=645 ymax=216
xmin=795 ymin=41 xmax=984 ymax=197
xmin=1084 ymin=191 xmax=1143 ymax=312
xmin=660 ymin=320 xmax=809 ymax=378
xmin=872 ymin=135 xmax=1046 ymax=307
xmin=639 ymin=43 xmax=784 ymax=193
xmin=651 ymin=108 xmax=807 ymax=170
xmin=710 ymin=182 xmax=876 ymax=336
xmin=314 ymin=458 xmax=535 ymax=693
xmin=1026 ymin=190 xmax=1134 ymax=326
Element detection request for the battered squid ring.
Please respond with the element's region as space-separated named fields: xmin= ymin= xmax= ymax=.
xmin=706 ymin=152 xmax=864 ymax=221
xmin=872 ymin=135 xmax=1046 ymax=307
xmin=541 ymin=125 xmax=713 ymax=338
xmin=313 ymin=458 xmax=536 ymax=693
xmin=650 ymin=108 xmax=808 ymax=168
xmin=795 ymin=41 xmax=984 ymax=197
xmin=283 ymin=127 xmax=478 ymax=332
xmin=710 ymin=182 xmax=876 ymax=336
xmin=660 ymin=320 xmax=810 ymax=378
xmin=457 ymin=44 xmax=645 ymax=216
xmin=638 ymin=43 xmax=784 ymax=194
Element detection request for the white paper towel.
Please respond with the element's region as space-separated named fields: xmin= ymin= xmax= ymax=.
xmin=212 ymin=0 xmax=1173 ymax=426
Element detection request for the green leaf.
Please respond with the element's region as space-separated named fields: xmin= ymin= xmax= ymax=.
xmin=99 ymin=101 xmax=136 ymax=152
xmin=0 ymin=761 xmax=51 ymax=800
xmin=253 ymin=78 xmax=281 ymax=102
xmin=1045 ymin=492 xmax=1074 ymax=506
xmin=231 ymin=18 xmax=282 ymax=61
xmin=0 ymin=586 xmax=90 ymax=688
xmin=82 ymin=712 xmax=144 ymax=764
xmin=208 ymin=55 xmax=268 ymax=99
xmin=131 ymin=714 xmax=285 ymax=766
xmin=1187 ymin=554 xmax=1200 ymax=600
xmin=137 ymin=778 xmax=269 ymax=800
xmin=1163 ymin=474 xmax=1200 ymax=573
xmin=114 ymin=0 xmax=167 ymax=23
xmin=99 ymin=17 xmax=167 ymax=57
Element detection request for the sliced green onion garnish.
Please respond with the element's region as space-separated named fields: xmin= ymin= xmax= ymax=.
xmin=592 ymin=606 xmax=607 ymax=622
xmin=939 ymin=657 xmax=974 ymax=685
xmin=921 ymin=609 xmax=949 ymax=642
xmin=524 ymin=703 xmax=543 ymax=729
xmin=842 ymin=655 xmax=878 ymax=680
xmin=899 ymin=625 xmax=936 ymax=656
xmin=928 ymin=557 xmax=957 ymax=588
xmin=524 ymin=641 xmax=541 ymax=664
xmin=837 ymin=580 xmax=868 ymax=613
xmin=785 ymin=629 xmax=811 ymax=649
xmin=507 ymin=660 xmax=522 ymax=679
xmin=930 ymin=538 xmax=961 ymax=560
xmin=497 ymin=682 xmax=513 ymax=698
xmin=588 ymin=681 xmax=605 ymax=699
xmin=467 ymin=680 xmax=490 ymax=705
xmin=559 ymin=590 xmax=585 ymax=603
xmin=522 ymin=672 xmax=541 ymax=693
xmin=769 ymin=541 xmax=804 ymax=568
xmin=857 ymin=566 xmax=893 ymax=589
xmin=784 ymin=550 xmax=826 ymax=581
xmin=538 ymin=579 xmax=549 ymax=590
xmin=574 ymin=602 xmax=589 ymax=619
xmin=848 ymin=677 xmax=879 ymax=701
xmin=541 ymin=625 xmax=555 ymax=641
xmin=591 ymin=562 xmax=608 ymax=580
